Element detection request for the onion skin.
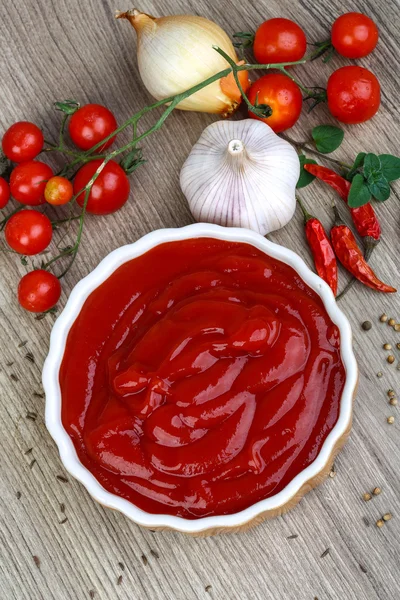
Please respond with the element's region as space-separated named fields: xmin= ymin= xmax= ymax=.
xmin=116 ymin=9 xmax=249 ymax=115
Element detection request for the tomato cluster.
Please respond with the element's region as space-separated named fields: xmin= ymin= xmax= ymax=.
xmin=245 ymin=12 xmax=380 ymax=132
xmin=0 ymin=104 xmax=131 ymax=313
xmin=0 ymin=12 xmax=383 ymax=315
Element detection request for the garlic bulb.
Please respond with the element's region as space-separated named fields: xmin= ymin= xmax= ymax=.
xmin=116 ymin=9 xmax=249 ymax=115
xmin=180 ymin=119 xmax=300 ymax=235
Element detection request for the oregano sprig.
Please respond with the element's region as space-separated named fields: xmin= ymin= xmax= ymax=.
xmin=347 ymin=152 xmax=400 ymax=207
xmin=288 ymin=128 xmax=400 ymax=202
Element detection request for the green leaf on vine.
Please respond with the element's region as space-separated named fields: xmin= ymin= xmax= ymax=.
xmin=297 ymin=155 xmax=317 ymax=189
xmin=312 ymin=125 xmax=344 ymax=154
xmin=348 ymin=174 xmax=371 ymax=208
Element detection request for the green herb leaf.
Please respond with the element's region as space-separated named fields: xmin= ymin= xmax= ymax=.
xmin=297 ymin=155 xmax=317 ymax=189
xmin=348 ymin=174 xmax=372 ymax=208
xmin=368 ymin=177 xmax=391 ymax=201
xmin=367 ymin=171 xmax=383 ymax=186
xmin=363 ymin=153 xmax=381 ymax=177
xmin=346 ymin=152 xmax=366 ymax=181
xmin=312 ymin=125 xmax=344 ymax=154
xmin=378 ymin=154 xmax=400 ymax=182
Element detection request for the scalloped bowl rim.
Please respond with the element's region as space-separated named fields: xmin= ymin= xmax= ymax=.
xmin=43 ymin=223 xmax=357 ymax=534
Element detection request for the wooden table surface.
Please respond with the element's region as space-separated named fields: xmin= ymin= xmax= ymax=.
xmin=1 ymin=0 xmax=399 ymax=598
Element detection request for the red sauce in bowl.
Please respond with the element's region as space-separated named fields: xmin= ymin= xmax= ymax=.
xmin=60 ymin=238 xmax=345 ymax=518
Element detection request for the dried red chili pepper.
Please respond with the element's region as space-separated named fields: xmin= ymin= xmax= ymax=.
xmin=297 ymin=198 xmax=338 ymax=296
xmin=304 ymin=164 xmax=380 ymax=259
xmin=330 ymin=206 xmax=396 ymax=294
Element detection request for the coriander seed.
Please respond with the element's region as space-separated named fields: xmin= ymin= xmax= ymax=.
xmin=376 ymin=519 xmax=384 ymax=528
xmin=363 ymin=492 xmax=372 ymax=501
xmin=377 ymin=372 xmax=383 ymax=378
xmin=387 ymin=355 xmax=395 ymax=364
xmin=388 ymin=389 xmax=395 ymax=398
xmin=383 ymin=343 xmax=392 ymax=350
xmin=383 ymin=513 xmax=392 ymax=522
xmin=388 ymin=318 xmax=396 ymax=327
xmin=387 ymin=416 xmax=395 ymax=424
xmin=397 ymin=343 xmax=400 ymax=350
xmin=390 ymin=397 xmax=398 ymax=406
xmin=395 ymin=324 xmax=400 ymax=332
xmin=362 ymin=321 xmax=372 ymax=331
xmin=373 ymin=487 xmax=381 ymax=496
xmin=380 ymin=314 xmax=388 ymax=322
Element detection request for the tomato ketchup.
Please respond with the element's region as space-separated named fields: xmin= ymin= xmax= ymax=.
xmin=60 ymin=238 xmax=345 ymax=518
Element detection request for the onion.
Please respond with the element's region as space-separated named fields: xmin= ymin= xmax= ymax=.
xmin=116 ymin=9 xmax=249 ymax=115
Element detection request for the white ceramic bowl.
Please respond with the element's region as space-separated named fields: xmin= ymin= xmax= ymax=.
xmin=43 ymin=223 xmax=357 ymax=535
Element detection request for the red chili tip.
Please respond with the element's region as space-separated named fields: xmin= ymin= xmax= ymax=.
xmin=303 ymin=163 xmax=316 ymax=174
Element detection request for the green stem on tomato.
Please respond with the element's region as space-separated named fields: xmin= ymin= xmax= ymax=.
xmin=277 ymin=69 xmax=315 ymax=96
xmin=57 ymin=153 xmax=108 ymax=177
xmin=55 ymin=191 xmax=90 ymax=278
xmin=306 ymin=40 xmax=333 ymax=62
xmin=213 ymin=46 xmax=266 ymax=117
xmin=44 ymin=142 xmax=106 ymax=161
xmin=44 ymin=157 xmax=119 ymax=277
xmin=42 ymin=54 xmax=310 ymax=278
xmin=60 ymin=56 xmax=308 ymax=174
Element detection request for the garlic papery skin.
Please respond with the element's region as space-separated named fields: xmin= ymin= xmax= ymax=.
xmin=180 ymin=119 xmax=300 ymax=235
xmin=116 ymin=9 xmax=249 ymax=115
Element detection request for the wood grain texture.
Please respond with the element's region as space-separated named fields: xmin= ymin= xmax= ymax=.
xmin=0 ymin=0 xmax=399 ymax=598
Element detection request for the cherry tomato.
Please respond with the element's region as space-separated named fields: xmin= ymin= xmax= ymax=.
xmin=44 ymin=176 xmax=74 ymax=206
xmin=0 ymin=177 xmax=10 ymax=209
xmin=18 ymin=270 xmax=61 ymax=313
xmin=74 ymin=159 xmax=130 ymax=215
xmin=247 ymin=73 xmax=303 ymax=133
xmin=10 ymin=160 xmax=54 ymax=206
xmin=5 ymin=209 xmax=53 ymax=255
xmin=2 ymin=121 xmax=44 ymax=162
xmin=253 ymin=18 xmax=307 ymax=64
xmin=327 ymin=66 xmax=380 ymax=124
xmin=69 ymin=104 xmax=117 ymax=152
xmin=331 ymin=12 xmax=378 ymax=59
